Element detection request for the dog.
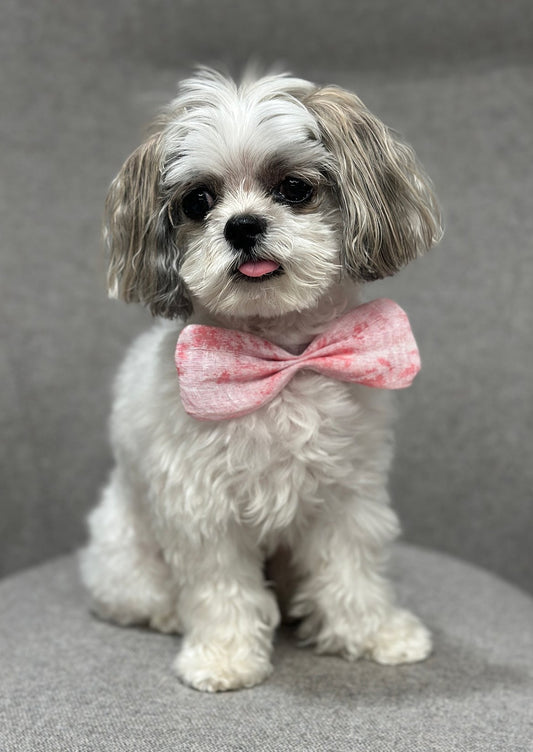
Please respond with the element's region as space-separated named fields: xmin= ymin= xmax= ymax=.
xmin=80 ymin=69 xmax=442 ymax=692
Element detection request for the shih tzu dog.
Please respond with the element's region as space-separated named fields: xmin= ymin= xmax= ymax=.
xmin=81 ymin=69 xmax=442 ymax=692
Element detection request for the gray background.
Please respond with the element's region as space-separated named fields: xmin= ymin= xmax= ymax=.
xmin=1 ymin=0 xmax=532 ymax=592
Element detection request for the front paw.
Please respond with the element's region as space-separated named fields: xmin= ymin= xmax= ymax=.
xmin=296 ymin=607 xmax=432 ymax=665
xmin=365 ymin=608 xmax=432 ymax=665
xmin=174 ymin=638 xmax=273 ymax=692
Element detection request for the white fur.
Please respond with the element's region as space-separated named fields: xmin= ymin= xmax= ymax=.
xmin=81 ymin=71 xmax=433 ymax=693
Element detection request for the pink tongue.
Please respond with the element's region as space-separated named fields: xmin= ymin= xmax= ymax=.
xmin=239 ymin=260 xmax=280 ymax=278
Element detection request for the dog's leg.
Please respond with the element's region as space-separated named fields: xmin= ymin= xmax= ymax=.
xmin=80 ymin=468 xmax=180 ymax=633
xmin=289 ymin=491 xmax=432 ymax=664
xmin=172 ymin=525 xmax=280 ymax=692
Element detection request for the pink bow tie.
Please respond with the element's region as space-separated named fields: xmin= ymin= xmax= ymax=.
xmin=175 ymin=298 xmax=420 ymax=421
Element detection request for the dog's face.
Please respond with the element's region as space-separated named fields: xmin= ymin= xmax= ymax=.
xmin=164 ymin=74 xmax=340 ymax=319
xmin=106 ymin=70 xmax=441 ymax=320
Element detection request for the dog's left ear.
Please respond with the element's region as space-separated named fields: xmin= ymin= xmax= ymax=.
xmin=304 ymin=86 xmax=442 ymax=280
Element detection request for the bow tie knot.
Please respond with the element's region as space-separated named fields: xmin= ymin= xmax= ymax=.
xmin=175 ymin=298 xmax=420 ymax=421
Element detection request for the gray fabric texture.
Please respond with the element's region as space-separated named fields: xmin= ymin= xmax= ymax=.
xmin=1 ymin=1 xmax=532 ymax=590
xmin=1 ymin=544 xmax=532 ymax=752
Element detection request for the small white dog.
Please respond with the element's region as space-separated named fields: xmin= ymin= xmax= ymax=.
xmin=81 ymin=69 xmax=442 ymax=692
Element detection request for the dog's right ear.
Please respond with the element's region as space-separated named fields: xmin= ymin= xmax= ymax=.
xmin=105 ymin=125 xmax=192 ymax=319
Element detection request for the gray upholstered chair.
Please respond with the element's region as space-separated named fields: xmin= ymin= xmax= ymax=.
xmin=2 ymin=2 xmax=532 ymax=750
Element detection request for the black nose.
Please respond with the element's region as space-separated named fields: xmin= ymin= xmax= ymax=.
xmin=224 ymin=214 xmax=267 ymax=252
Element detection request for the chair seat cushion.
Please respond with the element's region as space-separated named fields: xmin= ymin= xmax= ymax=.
xmin=1 ymin=544 xmax=532 ymax=751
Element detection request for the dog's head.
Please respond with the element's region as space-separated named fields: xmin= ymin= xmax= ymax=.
xmin=106 ymin=69 xmax=441 ymax=320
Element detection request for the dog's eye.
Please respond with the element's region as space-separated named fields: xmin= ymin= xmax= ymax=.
xmin=182 ymin=187 xmax=215 ymax=221
xmin=273 ymin=177 xmax=314 ymax=205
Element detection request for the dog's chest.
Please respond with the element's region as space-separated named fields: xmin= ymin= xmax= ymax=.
xmin=214 ymin=373 xmax=384 ymax=535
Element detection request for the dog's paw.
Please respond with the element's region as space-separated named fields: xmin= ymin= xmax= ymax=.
xmin=365 ymin=608 xmax=432 ymax=665
xmin=88 ymin=596 xmax=149 ymax=628
xmin=174 ymin=639 xmax=273 ymax=692
xmin=149 ymin=609 xmax=182 ymax=634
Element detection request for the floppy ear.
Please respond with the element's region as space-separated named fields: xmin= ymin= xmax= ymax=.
xmin=105 ymin=125 xmax=192 ymax=318
xmin=304 ymin=86 xmax=442 ymax=280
